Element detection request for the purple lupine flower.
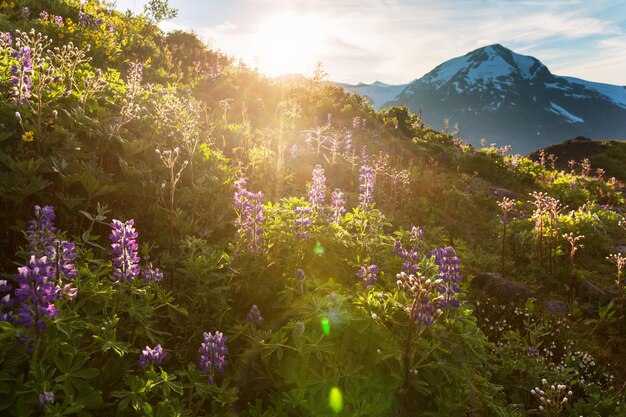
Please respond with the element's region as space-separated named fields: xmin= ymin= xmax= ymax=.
xmin=25 ymin=205 xmax=57 ymax=258
xmin=9 ymin=46 xmax=33 ymax=104
xmin=198 ymin=331 xmax=228 ymax=384
xmin=393 ymin=226 xmax=424 ymax=275
xmin=329 ymin=188 xmax=346 ymax=224
xmin=308 ymin=164 xmax=327 ymax=212
xmin=0 ymin=32 xmax=11 ymax=50
xmin=138 ymin=344 xmax=167 ymax=367
xmin=233 ymin=178 xmax=265 ymax=254
xmin=396 ymin=271 xmax=442 ymax=326
xmin=128 ymin=62 xmax=143 ymax=85
xmin=294 ymin=206 xmax=313 ymax=239
xmin=107 ymin=23 xmax=116 ymax=34
xmin=14 ymin=256 xmax=57 ymax=331
xmin=142 ymin=263 xmax=164 ymax=283
xmin=246 ymin=304 xmax=264 ymax=325
xmin=358 ymin=164 xmax=375 ymax=210
xmin=357 ymin=264 xmax=379 ymax=289
xmin=21 ymin=6 xmax=30 ymax=17
xmin=39 ymin=391 xmax=54 ymax=406
xmin=528 ymin=346 xmax=540 ymax=356
xmin=40 ymin=11 xmax=49 ymax=21
xmin=78 ymin=11 xmax=90 ymax=26
xmin=294 ymin=268 xmax=305 ymax=280
xmin=53 ymin=16 xmax=64 ymax=26
xmin=59 ymin=283 xmax=77 ymax=301
xmin=109 ymin=219 xmax=140 ymax=282
xmin=430 ymin=246 xmax=462 ymax=308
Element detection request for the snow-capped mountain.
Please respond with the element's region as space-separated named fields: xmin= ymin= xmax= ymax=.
xmin=337 ymin=81 xmax=409 ymax=110
xmin=340 ymin=44 xmax=626 ymax=154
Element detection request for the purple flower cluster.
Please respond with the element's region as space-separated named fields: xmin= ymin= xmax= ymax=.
xmin=21 ymin=7 xmax=31 ymax=18
xmin=396 ymin=271 xmax=442 ymax=326
xmin=0 ymin=32 xmax=10 ymax=49
xmin=141 ymin=263 xmax=164 ymax=283
xmin=128 ymin=61 xmax=144 ymax=85
xmin=430 ymin=246 xmax=462 ymax=308
xmin=246 ymin=304 xmax=264 ymax=325
xmin=53 ymin=16 xmax=64 ymax=26
xmin=78 ymin=11 xmax=105 ymax=27
xmin=357 ymin=264 xmax=379 ymax=289
xmin=294 ymin=268 xmax=305 ymax=280
xmin=233 ymin=178 xmax=265 ymax=254
xmin=0 ymin=206 xmax=78 ymax=333
xmin=39 ymin=391 xmax=54 ymax=406
xmin=198 ymin=331 xmax=228 ymax=384
xmin=358 ymin=164 xmax=375 ymax=210
xmin=294 ymin=206 xmax=313 ymax=239
xmin=393 ymin=226 xmax=424 ymax=275
xmin=138 ymin=344 xmax=167 ymax=367
xmin=26 ymin=205 xmax=57 ymax=257
xmin=110 ymin=219 xmax=140 ymax=282
xmin=13 ymin=256 xmax=57 ymax=331
xmin=9 ymin=46 xmax=33 ymax=104
xmin=329 ymin=188 xmax=346 ymax=224
xmin=40 ymin=11 xmax=49 ymax=22
xmin=308 ymin=164 xmax=327 ymax=211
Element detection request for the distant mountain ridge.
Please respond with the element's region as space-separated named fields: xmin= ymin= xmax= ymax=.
xmin=338 ymin=44 xmax=626 ymax=154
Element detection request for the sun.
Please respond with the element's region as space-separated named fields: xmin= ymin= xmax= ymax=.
xmin=251 ymin=12 xmax=328 ymax=77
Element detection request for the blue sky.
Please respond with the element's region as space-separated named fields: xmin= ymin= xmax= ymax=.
xmin=114 ymin=0 xmax=626 ymax=85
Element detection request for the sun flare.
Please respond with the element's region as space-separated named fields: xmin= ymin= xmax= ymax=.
xmin=251 ymin=12 xmax=329 ymax=77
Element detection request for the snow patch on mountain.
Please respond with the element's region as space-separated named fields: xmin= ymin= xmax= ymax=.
xmin=548 ymin=102 xmax=584 ymax=123
xmin=561 ymin=77 xmax=626 ymax=109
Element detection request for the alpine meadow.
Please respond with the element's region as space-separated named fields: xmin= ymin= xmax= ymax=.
xmin=0 ymin=1 xmax=626 ymax=416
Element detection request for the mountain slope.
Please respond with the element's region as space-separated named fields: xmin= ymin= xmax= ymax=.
xmin=389 ymin=44 xmax=626 ymax=153
xmin=339 ymin=44 xmax=626 ymax=154
xmin=337 ymin=81 xmax=409 ymax=109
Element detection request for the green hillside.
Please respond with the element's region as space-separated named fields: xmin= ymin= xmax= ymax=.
xmin=0 ymin=2 xmax=625 ymax=416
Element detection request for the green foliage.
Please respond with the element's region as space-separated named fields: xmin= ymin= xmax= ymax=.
xmin=0 ymin=1 xmax=624 ymax=416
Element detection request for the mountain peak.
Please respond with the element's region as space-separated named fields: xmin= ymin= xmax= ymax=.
xmin=420 ymin=44 xmax=548 ymax=90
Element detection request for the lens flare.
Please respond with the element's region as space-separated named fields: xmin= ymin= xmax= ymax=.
xmin=314 ymin=241 xmax=325 ymax=256
xmin=329 ymin=386 xmax=343 ymax=413
xmin=321 ymin=317 xmax=330 ymax=335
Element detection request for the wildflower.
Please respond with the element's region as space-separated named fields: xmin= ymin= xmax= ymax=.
xmin=246 ymin=305 xmax=264 ymax=325
xmin=430 ymin=246 xmax=462 ymax=308
xmin=397 ymin=271 xmax=442 ymax=326
xmin=141 ymin=263 xmax=163 ymax=283
xmin=14 ymin=256 xmax=57 ymax=331
xmin=358 ymin=164 xmax=375 ymax=210
xmin=308 ymin=164 xmax=327 ymax=211
xmin=38 ymin=391 xmax=54 ymax=406
xmin=198 ymin=331 xmax=228 ymax=384
xmin=294 ymin=206 xmax=313 ymax=239
xmin=0 ymin=31 xmax=11 ymax=49
xmin=357 ymin=264 xmax=379 ymax=289
xmin=138 ymin=344 xmax=166 ymax=367
xmin=394 ymin=226 xmax=424 ymax=275
xmin=53 ymin=15 xmax=64 ymax=26
xmin=233 ymin=178 xmax=265 ymax=254
xmin=329 ymin=188 xmax=346 ymax=224
xmin=109 ymin=219 xmax=140 ymax=282
xmin=21 ymin=6 xmax=29 ymax=17
xmin=25 ymin=205 xmax=57 ymax=257
xmin=294 ymin=268 xmax=305 ymax=280
xmin=21 ymin=131 xmax=34 ymax=142
xmin=9 ymin=46 xmax=33 ymax=104
xmin=39 ymin=11 xmax=49 ymax=21
xmin=78 ymin=11 xmax=90 ymax=26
